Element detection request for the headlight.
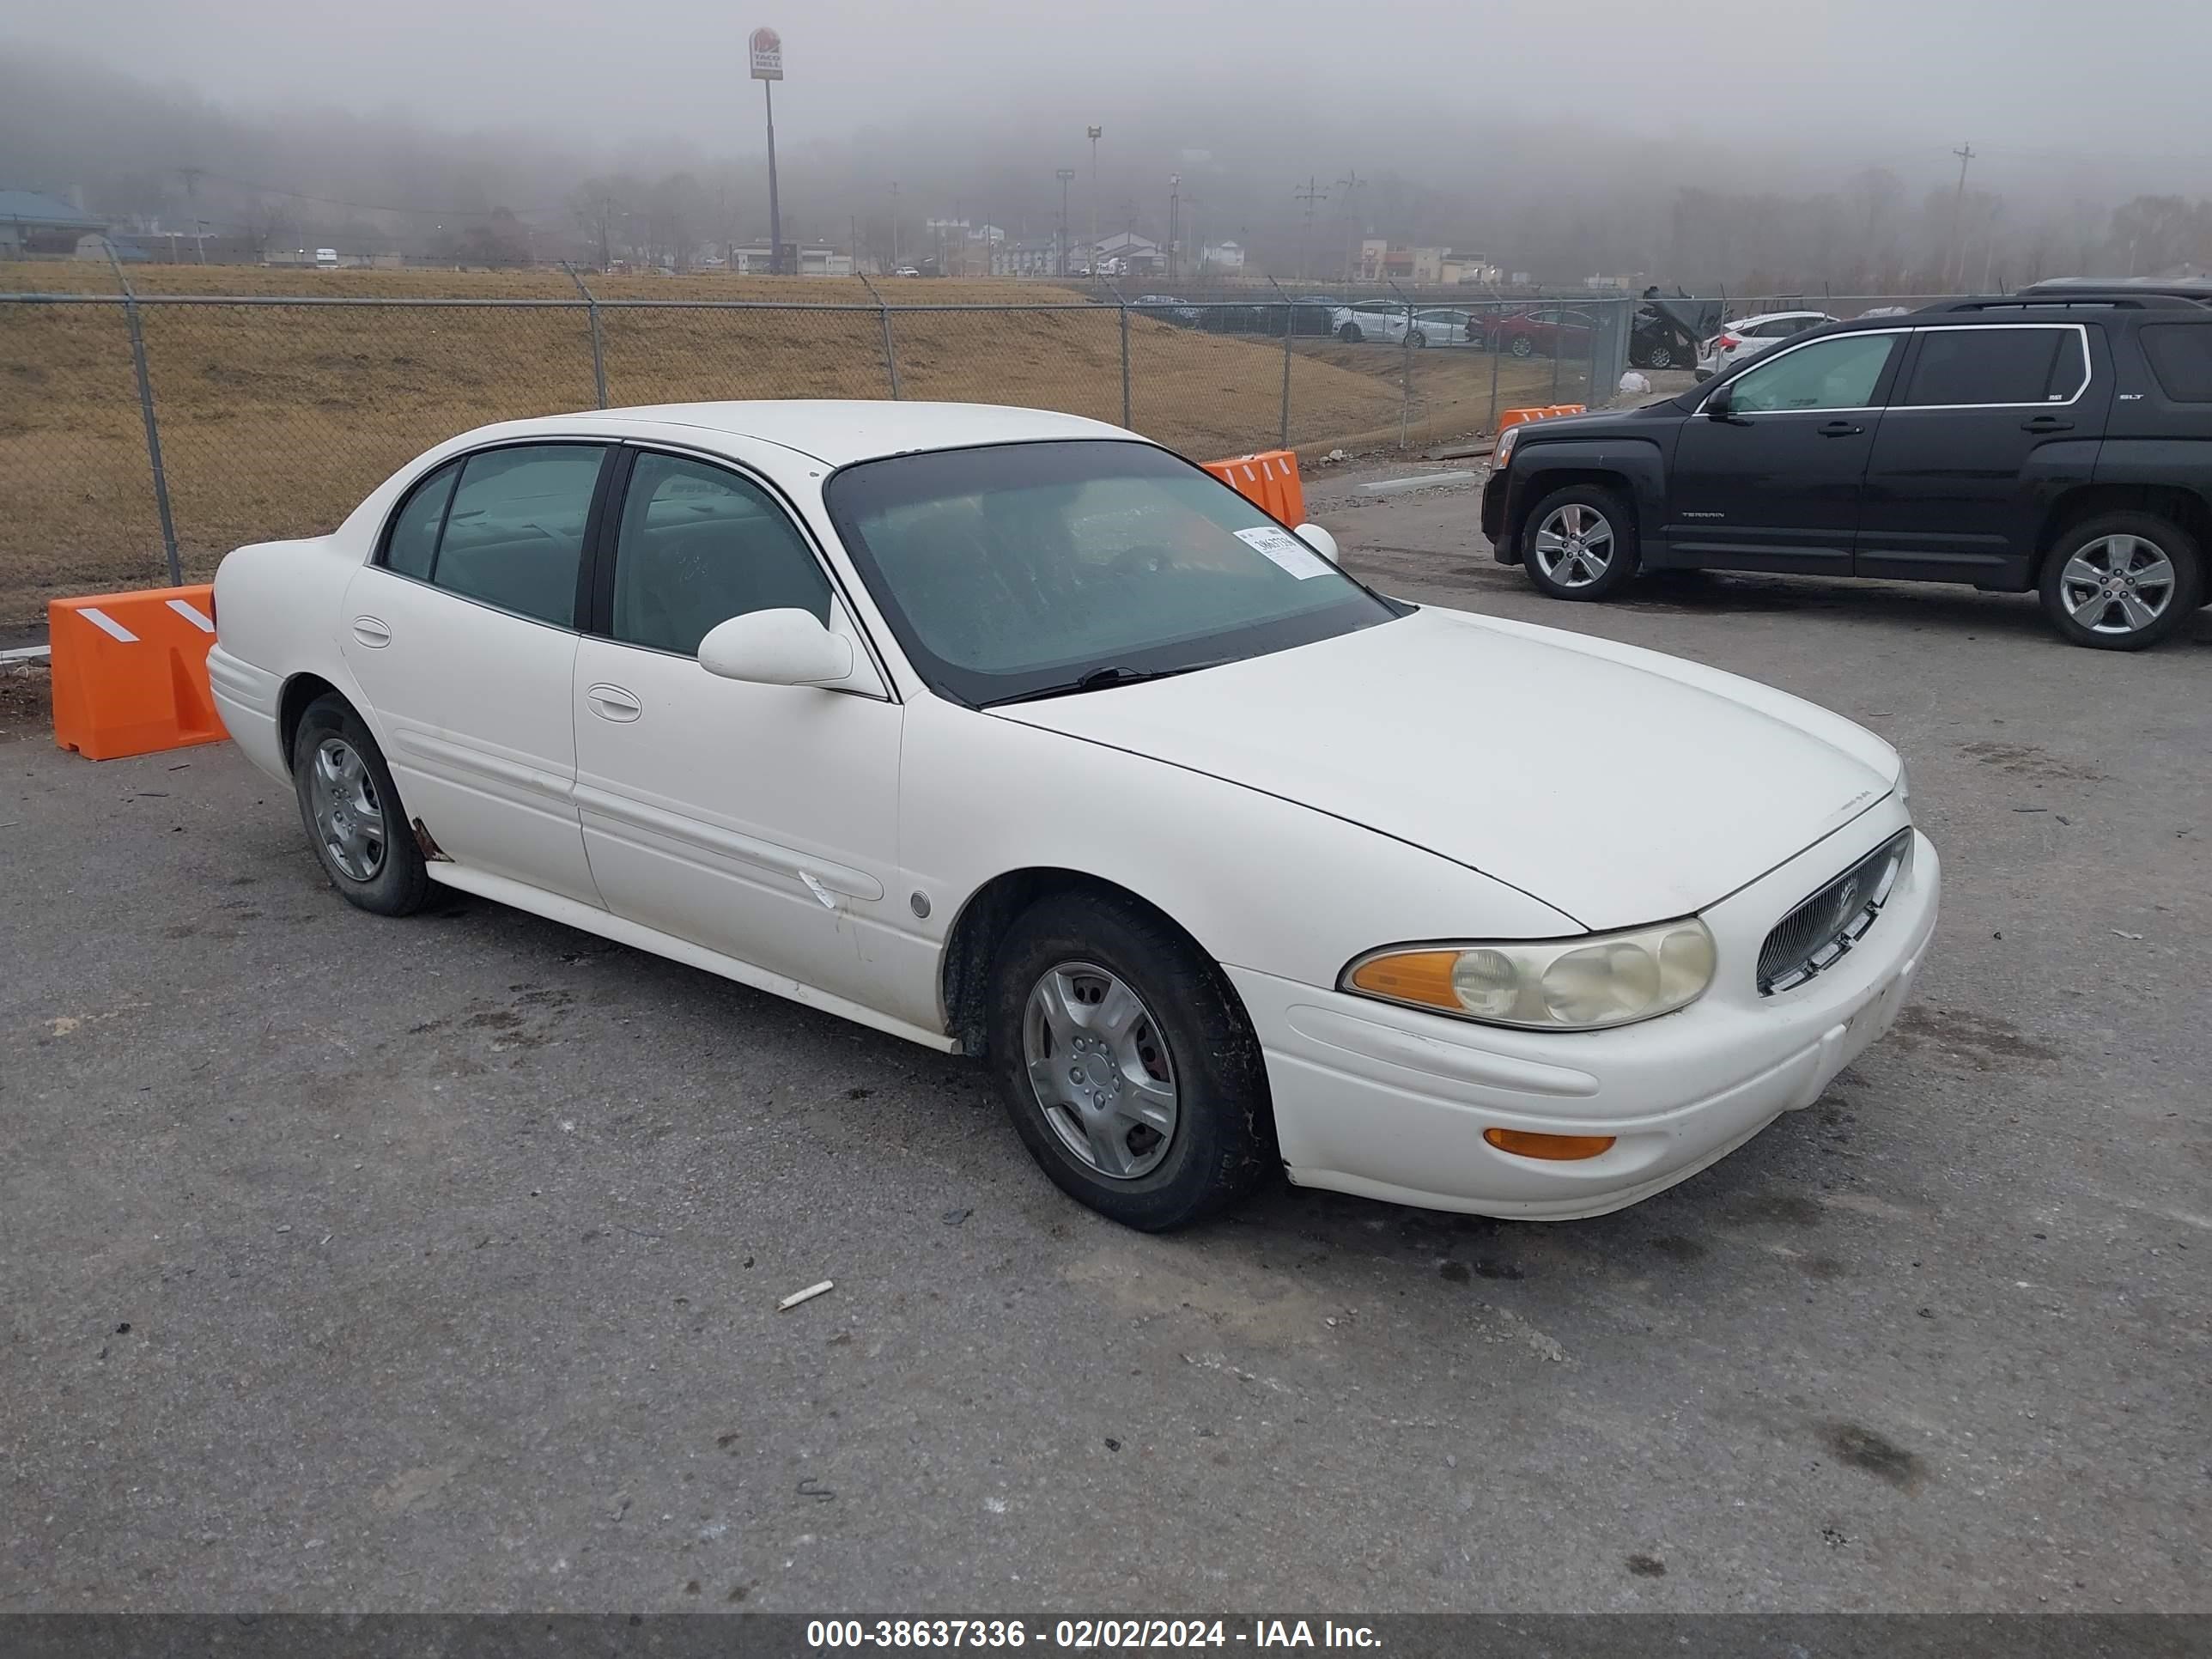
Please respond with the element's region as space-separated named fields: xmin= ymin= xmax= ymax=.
xmin=1492 ymin=425 xmax=1520 ymax=469
xmin=1343 ymin=918 xmax=1717 ymax=1031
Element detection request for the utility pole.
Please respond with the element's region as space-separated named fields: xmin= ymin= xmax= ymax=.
xmin=1335 ymin=168 xmax=1366 ymax=283
xmin=1947 ymin=141 xmax=1976 ymax=293
xmin=1293 ymin=175 xmax=1328 ymax=283
xmin=179 ymin=167 xmax=207 ymax=264
xmin=1057 ymin=168 xmax=1076 ymax=277
xmin=1087 ymin=126 xmax=1103 ymax=274
xmin=890 ymin=181 xmax=899 ymax=269
xmin=1167 ymin=174 xmax=1180 ymax=283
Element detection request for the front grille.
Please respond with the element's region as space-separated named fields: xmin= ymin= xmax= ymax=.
xmin=1758 ymin=830 xmax=1913 ymax=995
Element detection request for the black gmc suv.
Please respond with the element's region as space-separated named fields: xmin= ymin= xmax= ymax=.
xmin=1480 ymin=293 xmax=2212 ymax=649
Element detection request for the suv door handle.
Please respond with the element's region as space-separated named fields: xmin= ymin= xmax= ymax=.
xmin=586 ymin=683 xmax=642 ymax=722
xmin=1816 ymin=420 xmax=1864 ymax=438
xmin=2021 ymin=415 xmax=2074 ymax=432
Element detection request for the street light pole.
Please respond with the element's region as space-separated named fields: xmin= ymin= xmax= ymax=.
xmin=1057 ymin=168 xmax=1076 ymax=277
xmin=1087 ymin=125 xmax=1102 ymax=275
xmin=1168 ymin=174 xmax=1180 ymax=283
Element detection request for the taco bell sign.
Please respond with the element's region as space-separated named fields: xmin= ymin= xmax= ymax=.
xmin=749 ymin=27 xmax=783 ymax=80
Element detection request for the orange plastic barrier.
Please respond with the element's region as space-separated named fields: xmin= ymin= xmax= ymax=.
xmin=48 ymin=584 xmax=228 ymax=761
xmin=1202 ymin=449 xmax=1307 ymax=526
xmin=1496 ymin=404 xmax=1588 ymax=434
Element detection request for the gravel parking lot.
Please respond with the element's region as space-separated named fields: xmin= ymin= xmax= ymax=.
xmin=3 ymin=472 xmax=2206 ymax=1614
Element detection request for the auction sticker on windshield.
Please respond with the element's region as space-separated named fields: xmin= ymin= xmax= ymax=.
xmin=1234 ymin=525 xmax=1332 ymax=578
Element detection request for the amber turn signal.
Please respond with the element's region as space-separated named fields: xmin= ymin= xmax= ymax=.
xmin=1482 ymin=1127 xmax=1617 ymax=1161
xmin=1346 ymin=950 xmax=1462 ymax=1011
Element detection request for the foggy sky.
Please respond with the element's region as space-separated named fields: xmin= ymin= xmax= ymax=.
xmin=10 ymin=0 xmax=2212 ymax=179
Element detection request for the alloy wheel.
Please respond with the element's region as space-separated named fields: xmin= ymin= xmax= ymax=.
xmin=2059 ymin=534 xmax=2175 ymax=636
xmin=309 ymin=737 xmax=386 ymax=881
xmin=1533 ymin=503 xmax=1616 ymax=589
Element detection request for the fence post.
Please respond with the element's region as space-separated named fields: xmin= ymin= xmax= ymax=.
xmin=858 ymin=272 xmax=901 ymax=398
xmin=1487 ymin=303 xmax=1503 ymax=431
xmin=1264 ymin=276 xmax=1292 ymax=448
xmin=102 ymin=240 xmax=180 ymax=586
xmin=562 ymin=262 xmax=609 ymax=409
xmin=1119 ymin=301 xmax=1133 ymax=430
xmin=1389 ymin=281 xmax=1413 ymax=450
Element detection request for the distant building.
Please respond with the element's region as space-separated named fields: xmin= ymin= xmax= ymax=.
xmin=1356 ymin=240 xmax=1445 ymax=284
xmin=1201 ymin=240 xmax=1246 ymax=271
xmin=1 ymin=188 xmax=107 ymax=256
xmin=726 ymin=243 xmax=854 ymax=276
xmin=1440 ymin=252 xmax=1501 ymax=286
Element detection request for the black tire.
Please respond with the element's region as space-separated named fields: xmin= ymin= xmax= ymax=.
xmin=1646 ymin=343 xmax=1675 ymax=369
xmin=1520 ymin=483 xmax=1640 ymax=602
xmin=1339 ymin=321 xmax=1364 ymax=343
xmin=291 ymin=693 xmax=432 ymax=915
xmin=1408 ymin=329 xmax=1429 ymax=349
xmin=1509 ymin=334 xmax=1534 ymax=358
xmin=2036 ymin=512 xmax=2203 ymax=651
xmin=985 ymin=890 xmax=1276 ymax=1231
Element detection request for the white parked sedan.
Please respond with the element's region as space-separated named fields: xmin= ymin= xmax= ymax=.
xmin=209 ymin=402 xmax=1938 ymax=1231
xmin=1694 ymin=309 xmax=1840 ymax=380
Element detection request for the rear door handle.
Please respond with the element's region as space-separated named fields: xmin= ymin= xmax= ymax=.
xmin=2021 ymin=416 xmax=2074 ymax=432
xmin=1817 ymin=420 xmax=1863 ymax=438
xmin=350 ymin=616 xmax=392 ymax=647
xmin=586 ymin=683 xmax=642 ymax=722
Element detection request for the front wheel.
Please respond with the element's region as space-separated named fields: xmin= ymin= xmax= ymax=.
xmin=291 ymin=693 xmax=431 ymax=915
xmin=1645 ymin=343 xmax=1676 ymax=369
xmin=1509 ymin=334 xmax=1534 ymax=358
xmin=986 ymin=890 xmax=1275 ymax=1231
xmin=1521 ymin=483 xmax=1639 ymax=601
xmin=2037 ymin=513 xmax=2203 ymax=650
xmin=1407 ymin=330 xmax=1429 ymax=349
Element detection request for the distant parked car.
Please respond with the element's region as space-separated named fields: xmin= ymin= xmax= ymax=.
xmin=314 ymin=248 xmax=340 ymax=269
xmin=1631 ymin=292 xmax=1722 ymax=371
xmin=1133 ymin=295 xmax=1202 ymax=326
xmin=1694 ymin=311 xmax=1838 ymax=380
xmin=1331 ymin=304 xmax=1474 ymax=347
xmin=892 ymin=265 xmax=922 ymax=278
xmin=1486 ymin=305 xmax=1600 ymax=358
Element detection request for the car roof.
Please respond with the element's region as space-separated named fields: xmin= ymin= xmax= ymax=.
xmin=549 ymin=399 xmax=1134 ymax=465
xmin=1729 ymin=310 xmax=1832 ymax=325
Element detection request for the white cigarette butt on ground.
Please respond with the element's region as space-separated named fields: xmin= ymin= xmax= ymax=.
xmin=778 ymin=1279 xmax=836 ymax=1311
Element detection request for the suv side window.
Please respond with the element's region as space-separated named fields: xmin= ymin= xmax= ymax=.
xmin=1723 ymin=332 xmax=1899 ymax=412
xmin=2139 ymin=325 xmax=2212 ymax=401
xmin=431 ymin=445 xmax=606 ymax=626
xmin=1899 ymin=327 xmax=2082 ymax=406
xmin=610 ymin=453 xmax=832 ymax=657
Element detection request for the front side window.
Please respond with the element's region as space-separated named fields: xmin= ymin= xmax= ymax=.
xmin=431 ymin=445 xmax=606 ymax=626
xmin=610 ymin=453 xmax=831 ymax=656
xmin=1900 ymin=327 xmax=2084 ymax=406
xmin=824 ymin=440 xmax=1401 ymax=707
xmin=1724 ymin=332 xmax=1899 ymax=413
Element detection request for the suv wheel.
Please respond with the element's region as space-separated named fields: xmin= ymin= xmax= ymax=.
xmin=1522 ymin=484 xmax=1639 ymax=601
xmin=2038 ymin=513 xmax=2203 ymax=651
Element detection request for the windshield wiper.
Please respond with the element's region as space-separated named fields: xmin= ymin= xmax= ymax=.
xmin=987 ymin=660 xmax=1226 ymax=708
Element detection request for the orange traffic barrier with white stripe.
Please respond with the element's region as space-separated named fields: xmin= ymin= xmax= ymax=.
xmin=1495 ymin=404 xmax=1588 ymax=435
xmin=48 ymin=584 xmax=228 ymax=761
xmin=1201 ymin=449 xmax=1307 ymax=527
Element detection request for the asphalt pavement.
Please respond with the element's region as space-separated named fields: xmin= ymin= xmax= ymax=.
xmin=3 ymin=482 xmax=2207 ymax=1613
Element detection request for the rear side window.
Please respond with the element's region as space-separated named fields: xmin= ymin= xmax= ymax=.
xmin=1900 ymin=328 xmax=2084 ymax=406
xmin=432 ymin=445 xmax=606 ymax=627
xmin=2139 ymin=325 xmax=2212 ymax=401
xmin=383 ymin=461 xmax=458 ymax=580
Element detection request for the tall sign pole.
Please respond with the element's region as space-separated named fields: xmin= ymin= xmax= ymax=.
xmin=1086 ymin=126 xmax=1102 ymax=274
xmin=750 ymin=27 xmax=785 ymax=273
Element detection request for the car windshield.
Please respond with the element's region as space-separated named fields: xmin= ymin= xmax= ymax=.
xmin=823 ymin=439 xmax=1402 ymax=707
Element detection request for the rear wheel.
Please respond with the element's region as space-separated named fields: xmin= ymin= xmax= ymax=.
xmin=291 ymin=694 xmax=431 ymax=915
xmin=1522 ymin=483 xmax=1639 ymax=602
xmin=2038 ymin=513 xmax=2202 ymax=650
xmin=1408 ymin=329 xmax=1429 ymax=349
xmin=1645 ymin=342 xmax=1676 ymax=369
xmin=986 ymin=890 xmax=1275 ymax=1231
xmin=1339 ymin=321 xmax=1364 ymax=343
xmin=1510 ymin=334 xmax=1534 ymax=358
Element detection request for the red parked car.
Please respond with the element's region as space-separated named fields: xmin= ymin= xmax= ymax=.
xmin=1483 ymin=304 xmax=1597 ymax=358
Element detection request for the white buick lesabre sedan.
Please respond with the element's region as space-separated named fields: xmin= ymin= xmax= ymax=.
xmin=209 ymin=401 xmax=1938 ymax=1231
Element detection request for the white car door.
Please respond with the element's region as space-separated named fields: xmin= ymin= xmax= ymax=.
xmin=340 ymin=441 xmax=606 ymax=905
xmin=569 ymin=447 xmax=905 ymax=1006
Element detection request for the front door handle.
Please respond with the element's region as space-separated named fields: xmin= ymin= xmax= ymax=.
xmin=351 ymin=616 xmax=392 ymax=647
xmin=1817 ymin=420 xmax=1863 ymax=438
xmin=2021 ymin=415 xmax=2075 ymax=433
xmin=586 ymin=683 xmax=642 ymax=722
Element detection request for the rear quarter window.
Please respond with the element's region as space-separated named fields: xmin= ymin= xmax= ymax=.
xmin=2139 ymin=325 xmax=2212 ymax=402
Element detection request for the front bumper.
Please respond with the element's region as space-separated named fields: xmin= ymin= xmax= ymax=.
xmin=1480 ymin=471 xmax=1510 ymax=552
xmin=1228 ymin=809 xmax=1939 ymax=1219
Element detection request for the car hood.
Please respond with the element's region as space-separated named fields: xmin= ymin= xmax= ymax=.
xmin=991 ymin=606 xmax=1899 ymax=932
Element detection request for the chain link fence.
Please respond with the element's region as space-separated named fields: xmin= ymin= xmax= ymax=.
xmin=0 ymin=274 xmax=1668 ymax=622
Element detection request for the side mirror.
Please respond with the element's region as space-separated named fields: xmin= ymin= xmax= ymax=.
xmin=1703 ymin=380 xmax=1735 ymax=419
xmin=697 ymin=608 xmax=854 ymax=687
xmin=1294 ymin=522 xmax=1340 ymax=564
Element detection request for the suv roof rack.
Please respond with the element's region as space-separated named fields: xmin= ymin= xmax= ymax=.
xmin=2019 ymin=276 xmax=2212 ymax=301
xmin=1920 ymin=293 xmax=2206 ymax=313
